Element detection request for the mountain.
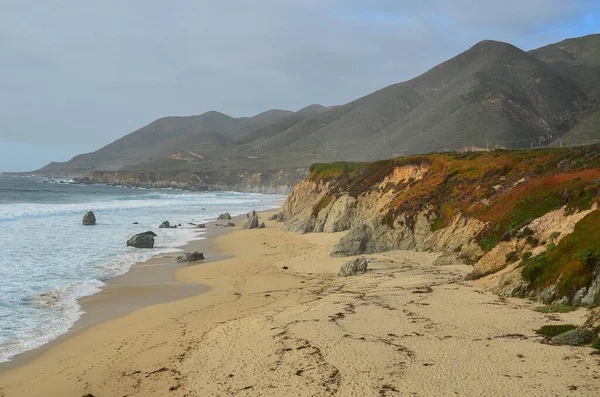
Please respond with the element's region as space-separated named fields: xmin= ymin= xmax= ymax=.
xmin=38 ymin=34 xmax=600 ymax=191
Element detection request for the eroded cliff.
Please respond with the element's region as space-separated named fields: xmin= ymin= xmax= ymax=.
xmin=281 ymin=145 xmax=600 ymax=307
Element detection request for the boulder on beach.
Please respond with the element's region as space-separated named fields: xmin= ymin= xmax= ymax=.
xmin=551 ymin=328 xmax=595 ymax=346
xmin=259 ymin=222 xmax=266 ymax=229
xmin=159 ymin=221 xmax=177 ymax=229
xmin=267 ymin=214 xmax=278 ymax=221
xmin=243 ymin=213 xmax=260 ymax=229
xmin=126 ymin=231 xmax=155 ymax=248
xmin=176 ymin=251 xmax=205 ymax=262
xmin=338 ymin=257 xmax=368 ymax=277
xmin=82 ymin=211 xmax=96 ymax=226
xmin=197 ymin=224 xmax=206 ymax=229
xmin=217 ymin=213 xmax=232 ymax=220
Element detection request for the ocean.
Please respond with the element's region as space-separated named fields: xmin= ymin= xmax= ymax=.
xmin=0 ymin=175 xmax=285 ymax=363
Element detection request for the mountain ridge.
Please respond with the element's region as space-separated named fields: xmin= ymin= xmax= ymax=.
xmin=37 ymin=33 xmax=600 ymax=191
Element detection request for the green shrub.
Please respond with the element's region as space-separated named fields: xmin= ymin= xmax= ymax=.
xmin=521 ymin=253 xmax=551 ymax=284
xmin=522 ymin=252 xmax=533 ymax=260
xmin=518 ymin=227 xmax=535 ymax=239
xmin=526 ymin=235 xmax=539 ymax=247
xmin=505 ymin=251 xmax=520 ymax=264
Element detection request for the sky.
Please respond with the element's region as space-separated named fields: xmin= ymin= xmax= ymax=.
xmin=1 ymin=0 xmax=600 ymax=172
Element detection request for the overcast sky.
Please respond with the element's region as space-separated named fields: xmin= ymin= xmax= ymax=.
xmin=1 ymin=0 xmax=599 ymax=171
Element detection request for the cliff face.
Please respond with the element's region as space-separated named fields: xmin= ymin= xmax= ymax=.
xmin=281 ymin=145 xmax=600 ymax=306
xmin=74 ymin=168 xmax=308 ymax=195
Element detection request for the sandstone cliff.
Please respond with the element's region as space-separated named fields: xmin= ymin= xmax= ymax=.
xmin=281 ymin=145 xmax=600 ymax=307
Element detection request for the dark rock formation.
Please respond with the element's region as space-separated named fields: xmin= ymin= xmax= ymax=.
xmin=126 ymin=231 xmax=156 ymax=248
xmin=159 ymin=221 xmax=177 ymax=229
xmin=176 ymin=251 xmax=205 ymax=262
xmin=82 ymin=211 xmax=96 ymax=226
xmin=132 ymin=222 xmax=139 ymax=225
xmin=217 ymin=213 xmax=232 ymax=220
xmin=243 ymin=214 xmax=260 ymax=229
xmin=338 ymin=258 xmax=368 ymax=277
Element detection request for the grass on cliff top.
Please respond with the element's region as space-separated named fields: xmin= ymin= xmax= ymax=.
xmin=521 ymin=209 xmax=600 ymax=298
xmin=309 ymin=162 xmax=371 ymax=180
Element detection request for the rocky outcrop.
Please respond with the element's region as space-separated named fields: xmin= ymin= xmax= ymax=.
xmin=243 ymin=214 xmax=259 ymax=229
xmin=217 ymin=213 xmax=232 ymax=220
xmin=82 ymin=211 xmax=96 ymax=226
xmin=159 ymin=221 xmax=177 ymax=229
xmin=551 ymin=328 xmax=595 ymax=346
xmin=281 ymin=150 xmax=600 ymax=309
xmin=176 ymin=252 xmax=205 ymax=262
xmin=338 ymin=258 xmax=368 ymax=277
xmin=127 ymin=231 xmax=156 ymax=248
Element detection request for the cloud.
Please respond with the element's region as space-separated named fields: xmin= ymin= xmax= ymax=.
xmin=0 ymin=0 xmax=598 ymax=170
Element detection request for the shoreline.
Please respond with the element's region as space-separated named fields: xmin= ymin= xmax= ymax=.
xmin=0 ymin=211 xmax=255 ymax=373
xmin=1 ymin=212 xmax=598 ymax=396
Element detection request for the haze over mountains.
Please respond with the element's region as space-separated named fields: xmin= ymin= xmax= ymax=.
xmin=40 ymin=34 xmax=600 ymax=183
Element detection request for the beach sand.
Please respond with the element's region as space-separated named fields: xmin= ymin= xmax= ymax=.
xmin=0 ymin=210 xmax=599 ymax=396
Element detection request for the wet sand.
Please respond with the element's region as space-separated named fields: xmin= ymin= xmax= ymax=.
xmin=0 ymin=210 xmax=599 ymax=396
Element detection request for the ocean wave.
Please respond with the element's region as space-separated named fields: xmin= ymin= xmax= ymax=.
xmin=29 ymin=279 xmax=104 ymax=309
xmin=0 ymin=279 xmax=104 ymax=363
xmin=0 ymin=193 xmax=283 ymax=222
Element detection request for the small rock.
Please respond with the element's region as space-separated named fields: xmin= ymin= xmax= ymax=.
xmin=224 ymin=222 xmax=235 ymax=227
xmin=176 ymin=252 xmax=205 ymax=262
xmin=338 ymin=258 xmax=368 ymax=277
xmin=282 ymin=266 xmax=289 ymax=270
xmin=159 ymin=221 xmax=177 ymax=229
xmin=132 ymin=222 xmax=139 ymax=225
xmin=259 ymin=222 xmax=266 ymax=229
xmin=197 ymin=224 xmax=206 ymax=229
xmin=217 ymin=213 xmax=232 ymax=220
xmin=82 ymin=211 xmax=96 ymax=226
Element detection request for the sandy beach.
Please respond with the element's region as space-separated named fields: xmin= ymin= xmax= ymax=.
xmin=0 ymin=210 xmax=599 ymax=396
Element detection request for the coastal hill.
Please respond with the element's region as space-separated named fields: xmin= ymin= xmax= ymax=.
xmin=38 ymin=34 xmax=600 ymax=191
